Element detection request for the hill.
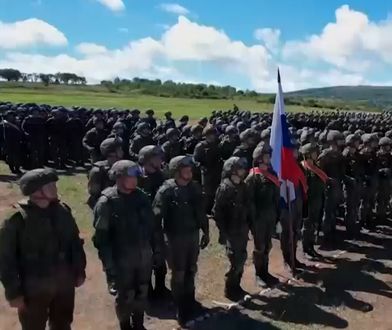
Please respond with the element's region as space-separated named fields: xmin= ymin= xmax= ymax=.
xmin=288 ymin=86 xmax=392 ymax=109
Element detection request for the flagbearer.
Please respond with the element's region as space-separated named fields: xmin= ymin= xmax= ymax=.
xmin=300 ymin=143 xmax=327 ymax=259
xmin=246 ymin=142 xmax=280 ymax=287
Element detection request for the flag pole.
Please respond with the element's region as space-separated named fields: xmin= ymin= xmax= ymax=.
xmin=285 ymin=181 xmax=296 ymax=275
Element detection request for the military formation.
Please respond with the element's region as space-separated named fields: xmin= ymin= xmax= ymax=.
xmin=1 ymin=101 xmax=392 ymax=330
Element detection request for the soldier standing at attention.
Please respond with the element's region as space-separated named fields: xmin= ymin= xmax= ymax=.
xmin=213 ymin=157 xmax=250 ymax=301
xmin=93 ymin=160 xmax=157 ymax=330
xmin=153 ymin=156 xmax=209 ymax=326
xmin=0 ymin=169 xmax=86 ymax=330
xmin=245 ymin=143 xmax=280 ymax=287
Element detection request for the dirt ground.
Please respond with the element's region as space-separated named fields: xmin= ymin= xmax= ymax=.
xmin=0 ymin=175 xmax=392 ymax=330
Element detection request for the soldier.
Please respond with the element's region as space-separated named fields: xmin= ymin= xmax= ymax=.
xmin=66 ymin=111 xmax=85 ymax=167
xmin=82 ymin=117 xmax=108 ymax=163
xmin=109 ymin=121 xmax=129 ymax=159
xmin=300 ymin=143 xmax=327 ymax=258
xmin=153 ymin=156 xmax=209 ymax=326
xmin=233 ymin=128 xmax=257 ymax=170
xmin=161 ymin=128 xmax=183 ymax=163
xmin=163 ymin=112 xmax=175 ymax=131
xmin=1 ymin=111 xmax=23 ymax=174
xmin=129 ymin=122 xmax=155 ymax=161
xmin=178 ymin=115 xmax=189 ymax=132
xmin=245 ymin=143 xmax=280 ymax=287
xmin=144 ymin=109 xmax=157 ymax=130
xmin=213 ymin=157 xmax=250 ymax=301
xmin=376 ymin=137 xmax=392 ymax=224
xmin=219 ymin=125 xmax=240 ymax=161
xmin=359 ymin=134 xmax=379 ymax=229
xmin=46 ymin=109 xmax=68 ymax=169
xmin=318 ymin=130 xmax=345 ymax=244
xmin=138 ymin=145 xmax=169 ymax=299
xmin=342 ymin=134 xmax=363 ymax=236
xmin=93 ymin=160 xmax=157 ymax=330
xmin=0 ymin=169 xmax=86 ymax=330
xmin=183 ymin=125 xmax=203 ymax=155
xmin=194 ymin=127 xmax=223 ymax=215
xmin=87 ymin=138 xmax=123 ymax=211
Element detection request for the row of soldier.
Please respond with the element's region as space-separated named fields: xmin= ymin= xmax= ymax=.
xmin=1 ymin=103 xmax=392 ymax=330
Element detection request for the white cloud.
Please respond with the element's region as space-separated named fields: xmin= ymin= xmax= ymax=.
xmin=159 ymin=3 xmax=189 ymax=15
xmin=76 ymin=43 xmax=108 ymax=55
xmin=283 ymin=5 xmax=392 ymax=71
xmin=96 ymin=0 xmax=125 ymax=12
xmin=118 ymin=27 xmax=129 ymax=33
xmin=254 ymin=28 xmax=281 ymax=53
xmin=0 ymin=18 xmax=67 ymax=49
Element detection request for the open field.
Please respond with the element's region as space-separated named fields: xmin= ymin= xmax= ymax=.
xmin=0 ymin=162 xmax=391 ymax=330
xmin=0 ymin=83 xmax=337 ymax=119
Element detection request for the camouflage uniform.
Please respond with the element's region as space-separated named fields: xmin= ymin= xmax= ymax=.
xmin=376 ymin=137 xmax=392 ymax=224
xmin=93 ymin=160 xmax=156 ymax=330
xmin=213 ymin=157 xmax=249 ymax=300
xmin=0 ymin=169 xmax=86 ymax=330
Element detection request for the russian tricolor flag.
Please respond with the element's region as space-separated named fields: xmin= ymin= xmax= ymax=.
xmin=270 ymin=69 xmax=307 ymax=203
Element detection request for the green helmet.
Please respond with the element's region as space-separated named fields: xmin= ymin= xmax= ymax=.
xmin=222 ymin=157 xmax=248 ymax=178
xmin=326 ymin=130 xmax=344 ymax=143
xmin=299 ymin=143 xmax=318 ymax=156
xmin=19 ymin=168 xmax=58 ymax=196
xmin=109 ymin=160 xmax=141 ymax=180
xmin=138 ymin=145 xmax=163 ymax=165
xmin=252 ymin=142 xmax=272 ymax=161
xmin=100 ymin=138 xmax=122 ymax=157
xmin=168 ymin=156 xmax=193 ymax=174
xmin=379 ymin=137 xmax=392 ymax=146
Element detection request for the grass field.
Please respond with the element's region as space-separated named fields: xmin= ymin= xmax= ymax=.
xmin=0 ymin=83 xmax=328 ymax=119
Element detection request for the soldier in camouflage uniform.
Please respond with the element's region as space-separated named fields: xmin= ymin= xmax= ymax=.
xmin=83 ymin=117 xmax=108 ymax=163
xmin=233 ymin=128 xmax=257 ymax=170
xmin=245 ymin=143 xmax=280 ymax=287
xmin=129 ymin=122 xmax=155 ymax=161
xmin=87 ymin=137 xmax=124 ymax=210
xmin=0 ymin=169 xmax=86 ymax=330
xmin=138 ymin=145 xmax=169 ymax=299
xmin=153 ymin=156 xmax=209 ymax=326
xmin=342 ymin=134 xmax=363 ymax=236
xmin=376 ymin=137 xmax=392 ymax=225
xmin=219 ymin=125 xmax=240 ymax=161
xmin=300 ymin=143 xmax=327 ymax=258
xmin=213 ymin=157 xmax=250 ymax=301
xmin=161 ymin=128 xmax=183 ymax=163
xmin=93 ymin=160 xmax=157 ymax=330
xmin=318 ymin=130 xmax=345 ymax=244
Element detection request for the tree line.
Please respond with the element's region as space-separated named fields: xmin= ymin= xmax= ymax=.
xmin=0 ymin=68 xmax=87 ymax=86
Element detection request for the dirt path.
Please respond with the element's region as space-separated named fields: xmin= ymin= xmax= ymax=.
xmin=0 ymin=178 xmax=391 ymax=330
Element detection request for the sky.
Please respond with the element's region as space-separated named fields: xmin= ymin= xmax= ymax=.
xmin=1 ymin=0 xmax=392 ymax=92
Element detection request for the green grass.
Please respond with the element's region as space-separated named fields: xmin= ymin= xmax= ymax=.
xmin=0 ymin=83 xmax=328 ymax=119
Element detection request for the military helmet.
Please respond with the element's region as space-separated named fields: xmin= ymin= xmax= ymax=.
xmin=379 ymin=137 xmax=392 ymax=146
xmin=252 ymin=142 xmax=272 ymax=160
xmin=222 ymin=157 xmax=248 ymax=178
xmin=203 ymin=126 xmax=217 ymax=137
xmin=179 ymin=115 xmax=189 ymax=122
xmin=225 ymin=125 xmax=238 ymax=136
xmin=361 ymin=133 xmax=377 ymax=144
xmin=260 ymin=128 xmax=271 ymax=140
xmin=164 ymin=111 xmax=172 ymax=118
xmin=136 ymin=122 xmax=151 ymax=134
xmin=100 ymin=138 xmax=122 ymax=157
xmin=109 ymin=160 xmax=140 ymax=180
xmin=166 ymin=128 xmax=180 ymax=139
xmin=168 ymin=156 xmax=193 ymax=174
xmin=240 ymin=128 xmax=254 ymax=142
xmin=345 ymin=134 xmax=360 ymax=146
xmin=326 ymin=130 xmax=344 ymax=143
xmin=299 ymin=143 xmax=318 ymax=156
xmin=190 ymin=125 xmax=203 ymax=135
xmin=145 ymin=109 xmax=154 ymax=116
xmin=19 ymin=168 xmax=58 ymax=196
xmin=138 ymin=145 xmax=163 ymax=165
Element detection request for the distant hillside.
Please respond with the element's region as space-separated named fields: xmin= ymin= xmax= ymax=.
xmin=287 ymin=86 xmax=392 ymax=109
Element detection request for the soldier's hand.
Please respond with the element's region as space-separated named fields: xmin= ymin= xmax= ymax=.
xmin=75 ymin=275 xmax=86 ymax=288
xmin=200 ymin=233 xmax=210 ymax=249
xmin=9 ymin=296 xmax=26 ymax=310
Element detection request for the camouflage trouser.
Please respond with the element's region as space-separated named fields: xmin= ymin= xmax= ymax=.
xmin=68 ymin=137 xmax=84 ymax=165
xmin=322 ymin=179 xmax=343 ymax=237
xmin=344 ymin=177 xmax=361 ymax=235
xmin=29 ymin=140 xmax=45 ymax=169
xmin=202 ymin=172 xmax=220 ymax=215
xmin=376 ymin=176 xmax=391 ymax=223
xmin=302 ymin=196 xmax=323 ymax=248
xmin=115 ymin=248 xmax=152 ymax=323
xmin=252 ymin=212 xmax=276 ymax=277
xmin=280 ymin=198 xmax=302 ymax=263
xmin=5 ymin=142 xmax=22 ymax=171
xmin=225 ymin=229 xmax=248 ymax=288
xmin=18 ymin=288 xmax=75 ymax=330
xmin=167 ymin=232 xmax=200 ymax=304
xmin=49 ymin=137 xmax=67 ymax=167
xmin=359 ymin=176 xmax=378 ymax=227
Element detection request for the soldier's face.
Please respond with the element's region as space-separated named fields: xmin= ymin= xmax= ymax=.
xmin=206 ymin=134 xmax=216 ymax=144
xmin=179 ymin=166 xmax=193 ymax=183
xmin=262 ymin=154 xmax=271 ymax=165
xmin=382 ymin=145 xmax=391 ymax=152
xmin=149 ymin=156 xmax=162 ymax=171
xmin=311 ymin=151 xmax=318 ymax=161
xmin=236 ymin=168 xmax=247 ymax=180
xmin=96 ymin=122 xmax=104 ymax=130
xmin=120 ymin=176 xmax=138 ymax=191
xmin=40 ymin=182 xmax=58 ymax=201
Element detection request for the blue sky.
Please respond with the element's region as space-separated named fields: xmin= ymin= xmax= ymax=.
xmin=1 ymin=0 xmax=392 ymax=91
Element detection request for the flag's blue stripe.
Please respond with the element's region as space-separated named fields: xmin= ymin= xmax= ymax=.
xmin=280 ymin=114 xmax=293 ymax=148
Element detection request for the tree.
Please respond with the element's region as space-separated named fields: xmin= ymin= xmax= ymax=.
xmin=0 ymin=68 xmax=22 ymax=81
xmin=39 ymin=74 xmax=50 ymax=86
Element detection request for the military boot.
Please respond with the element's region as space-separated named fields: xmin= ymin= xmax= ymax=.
xmin=224 ymin=282 xmax=246 ymax=301
xmin=176 ymin=298 xmax=190 ymax=327
xmin=119 ymin=320 xmax=132 ymax=330
xmin=258 ymin=261 xmax=279 ymax=287
xmin=154 ymin=273 xmax=170 ymax=299
xmin=132 ymin=312 xmax=146 ymax=330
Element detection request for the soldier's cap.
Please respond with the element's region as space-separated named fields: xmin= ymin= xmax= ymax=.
xmin=169 ymin=155 xmax=194 ymax=173
xmin=379 ymin=137 xmax=392 ymax=146
xmin=179 ymin=115 xmax=189 ymax=122
xmin=110 ymin=160 xmax=141 ymax=179
xmin=145 ymin=109 xmax=154 ymax=116
xmin=100 ymin=138 xmax=123 ymax=157
xmin=138 ymin=145 xmax=163 ymax=164
xmin=19 ymin=168 xmax=58 ymax=196
xmin=164 ymin=111 xmax=172 ymax=117
xmin=299 ymin=143 xmax=318 ymax=155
